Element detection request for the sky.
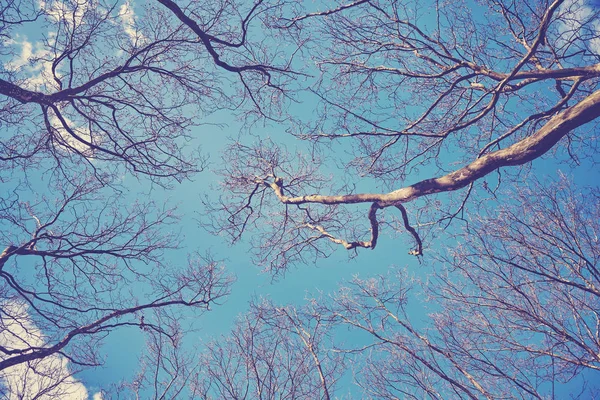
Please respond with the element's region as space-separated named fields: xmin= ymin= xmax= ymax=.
xmin=1 ymin=0 xmax=600 ymax=398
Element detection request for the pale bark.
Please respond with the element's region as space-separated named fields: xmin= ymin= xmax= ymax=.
xmin=265 ymin=89 xmax=600 ymax=207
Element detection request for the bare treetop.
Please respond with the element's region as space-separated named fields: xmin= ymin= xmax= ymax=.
xmin=1 ymin=0 xmax=599 ymax=397
xmin=196 ymin=179 xmax=599 ymax=397
xmin=210 ymin=0 xmax=600 ymax=274
xmin=0 ymin=0 xmax=300 ymax=183
xmin=0 ymin=173 xmax=233 ymax=375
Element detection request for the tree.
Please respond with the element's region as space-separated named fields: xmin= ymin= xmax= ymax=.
xmin=193 ymin=299 xmax=345 ymax=400
xmin=98 ymin=311 xmax=202 ymax=400
xmin=210 ymin=0 xmax=600 ymax=274
xmin=0 ymin=0 xmax=292 ymax=391
xmin=433 ymin=177 xmax=600 ymax=397
xmin=0 ymin=0 xmax=296 ymax=183
xmin=2 ymin=0 xmax=600 ymax=397
xmin=0 ymin=172 xmax=232 ymax=374
xmin=201 ymin=177 xmax=599 ymax=398
xmin=93 ymin=298 xmax=344 ymax=399
xmin=1 ymin=300 xmax=91 ymax=399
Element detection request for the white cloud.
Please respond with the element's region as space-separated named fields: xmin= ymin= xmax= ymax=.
xmin=4 ymin=40 xmax=100 ymax=156
xmin=6 ymin=0 xmax=99 ymax=91
xmin=557 ymin=0 xmax=600 ymax=54
xmin=4 ymin=37 xmax=33 ymax=71
xmin=119 ymin=1 xmax=144 ymax=44
xmin=39 ymin=0 xmax=93 ymax=27
xmin=0 ymin=301 xmax=92 ymax=400
xmin=3 ymin=40 xmax=99 ymax=156
xmin=48 ymin=107 xmax=97 ymax=156
xmin=5 ymin=1 xmax=144 ymax=91
xmin=3 ymin=35 xmax=59 ymax=92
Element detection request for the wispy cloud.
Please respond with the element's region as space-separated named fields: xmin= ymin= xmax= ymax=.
xmin=39 ymin=0 xmax=94 ymax=27
xmin=119 ymin=1 xmax=144 ymax=44
xmin=4 ymin=36 xmax=34 ymax=70
xmin=47 ymin=107 xmax=99 ymax=157
xmin=3 ymin=39 xmax=100 ymax=156
xmin=4 ymin=0 xmax=145 ymax=91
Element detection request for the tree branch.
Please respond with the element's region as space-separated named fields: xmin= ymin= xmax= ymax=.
xmin=267 ymin=89 xmax=600 ymax=207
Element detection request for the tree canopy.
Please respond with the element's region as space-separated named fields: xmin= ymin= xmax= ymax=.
xmin=0 ymin=0 xmax=599 ymax=398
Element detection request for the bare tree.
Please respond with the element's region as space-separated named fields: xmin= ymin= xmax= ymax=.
xmin=0 ymin=0 xmax=298 ymax=183
xmin=202 ymin=175 xmax=600 ymax=398
xmin=96 ymin=311 xmax=202 ymax=400
xmin=3 ymin=0 xmax=600 ymax=397
xmin=431 ymin=176 xmax=600 ymax=398
xmin=98 ymin=299 xmax=346 ymax=399
xmin=191 ymin=299 xmax=345 ymax=400
xmin=99 ymin=299 xmax=344 ymax=400
xmin=209 ymin=0 xmax=600 ymax=273
xmin=0 ymin=174 xmax=232 ymax=388
xmin=0 ymin=300 xmax=90 ymax=400
xmin=0 ymin=0 xmax=297 ymax=394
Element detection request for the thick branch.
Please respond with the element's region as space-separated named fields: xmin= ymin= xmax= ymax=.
xmin=0 ymin=246 xmax=16 ymax=270
xmin=395 ymin=204 xmax=423 ymax=256
xmin=0 ymin=297 xmax=209 ymax=371
xmin=0 ymin=245 xmax=33 ymax=270
xmin=0 ymin=79 xmax=50 ymax=104
xmin=304 ymin=202 xmax=380 ymax=250
xmin=268 ymin=89 xmax=600 ymax=206
xmin=157 ymin=0 xmax=272 ymax=75
xmin=474 ymin=63 xmax=600 ymax=82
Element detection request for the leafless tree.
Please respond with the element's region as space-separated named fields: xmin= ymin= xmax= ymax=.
xmin=331 ymin=177 xmax=600 ymax=398
xmin=0 ymin=304 xmax=90 ymax=399
xmin=98 ymin=298 xmax=346 ymax=399
xmin=0 ymin=0 xmax=298 ymax=394
xmin=190 ymin=299 xmax=345 ymax=400
xmin=431 ymin=176 xmax=600 ymax=398
xmin=0 ymin=0 xmax=298 ymax=184
xmin=203 ymin=175 xmax=599 ymax=398
xmin=0 ymin=173 xmax=232 ymax=394
xmin=99 ymin=299 xmax=344 ymax=400
xmin=209 ymin=0 xmax=600 ymax=274
xmin=320 ymin=271 xmax=561 ymax=399
xmin=95 ymin=311 xmax=202 ymax=400
xmin=3 ymin=0 xmax=600 ymax=397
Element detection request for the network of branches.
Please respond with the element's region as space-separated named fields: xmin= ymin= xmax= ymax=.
xmin=0 ymin=0 xmax=599 ymax=398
